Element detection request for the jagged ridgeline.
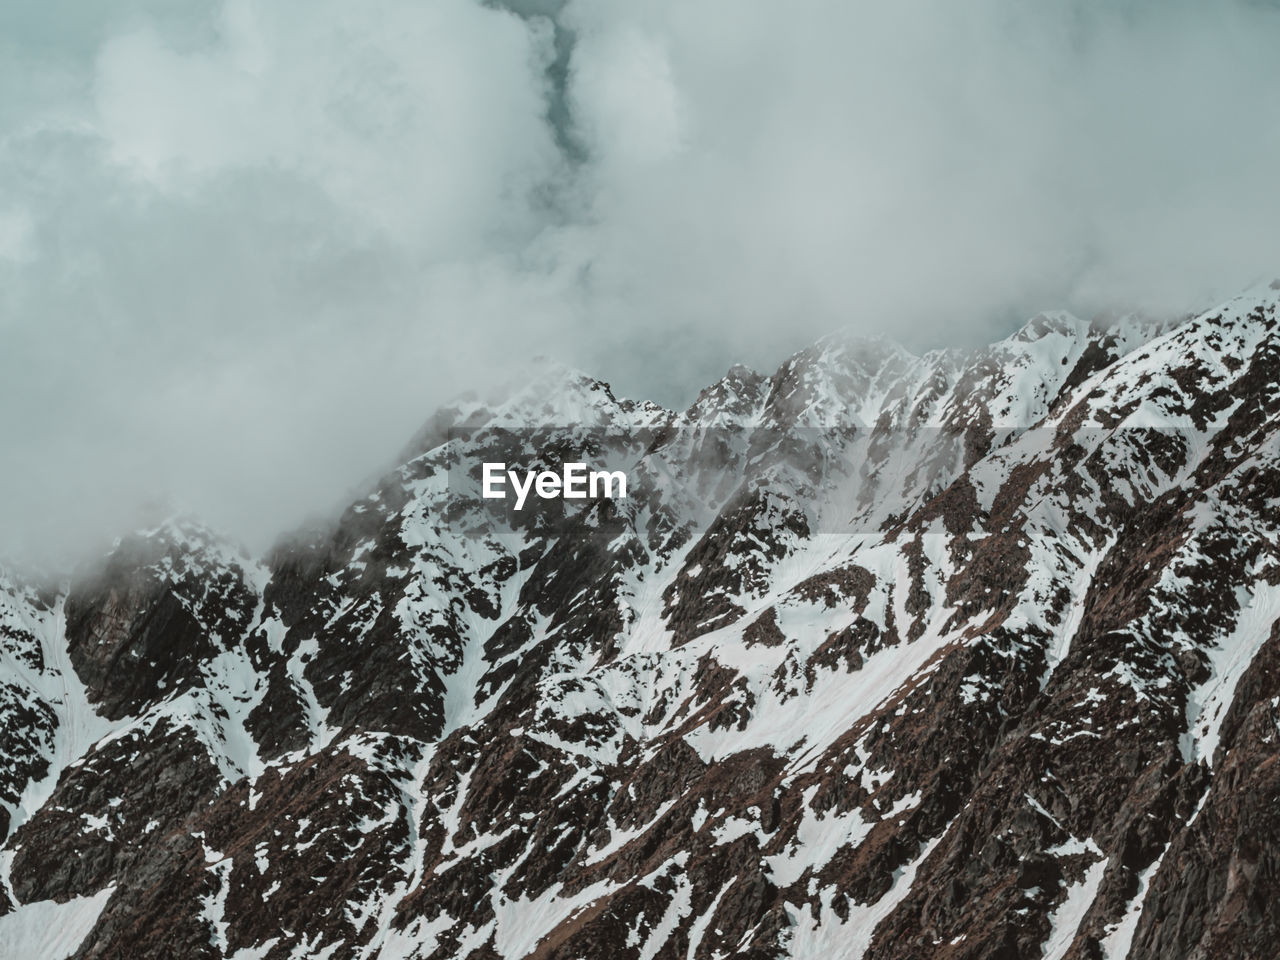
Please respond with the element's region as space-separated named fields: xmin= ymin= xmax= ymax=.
xmin=1 ymin=284 xmax=1279 ymax=959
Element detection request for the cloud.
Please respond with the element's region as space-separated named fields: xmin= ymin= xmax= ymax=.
xmin=1 ymin=0 xmax=1278 ymax=562
xmin=552 ymin=0 xmax=1280 ymax=355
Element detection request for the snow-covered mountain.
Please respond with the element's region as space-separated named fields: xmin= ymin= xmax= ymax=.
xmin=2 ymin=283 xmax=1279 ymax=959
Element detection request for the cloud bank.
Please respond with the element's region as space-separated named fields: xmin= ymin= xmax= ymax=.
xmin=2 ymin=0 xmax=1279 ymax=561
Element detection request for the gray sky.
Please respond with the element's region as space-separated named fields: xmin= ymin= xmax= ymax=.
xmin=2 ymin=0 xmax=1279 ymax=562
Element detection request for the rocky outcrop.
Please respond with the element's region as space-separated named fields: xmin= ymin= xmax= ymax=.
xmin=63 ymin=522 xmax=259 ymax=719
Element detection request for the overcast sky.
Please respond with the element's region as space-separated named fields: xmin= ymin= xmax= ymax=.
xmin=2 ymin=0 xmax=1279 ymax=562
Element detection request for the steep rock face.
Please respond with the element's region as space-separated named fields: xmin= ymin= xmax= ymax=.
xmin=1126 ymin=618 xmax=1280 ymax=960
xmin=1 ymin=285 xmax=1279 ymax=959
xmin=63 ymin=521 xmax=260 ymax=719
xmin=9 ymin=719 xmax=225 ymax=903
xmin=0 ymin=571 xmax=59 ymax=842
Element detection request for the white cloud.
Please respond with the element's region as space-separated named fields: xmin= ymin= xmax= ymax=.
xmin=92 ymin=0 xmax=561 ymax=251
xmin=569 ymin=25 xmax=685 ymax=169
xmin=0 ymin=208 xmax=34 ymax=261
xmin=2 ymin=0 xmax=1279 ymax=562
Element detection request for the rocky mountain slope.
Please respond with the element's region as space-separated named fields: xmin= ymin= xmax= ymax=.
xmin=1 ymin=283 xmax=1278 ymax=959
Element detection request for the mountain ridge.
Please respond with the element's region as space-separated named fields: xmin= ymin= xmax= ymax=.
xmin=1 ymin=285 xmax=1278 ymax=959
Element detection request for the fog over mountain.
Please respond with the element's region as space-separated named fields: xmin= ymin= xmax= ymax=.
xmin=2 ymin=0 xmax=1279 ymax=560
xmin=2 ymin=284 xmax=1279 ymax=959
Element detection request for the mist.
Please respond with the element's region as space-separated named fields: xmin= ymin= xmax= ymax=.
xmin=2 ymin=0 xmax=1279 ymax=564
